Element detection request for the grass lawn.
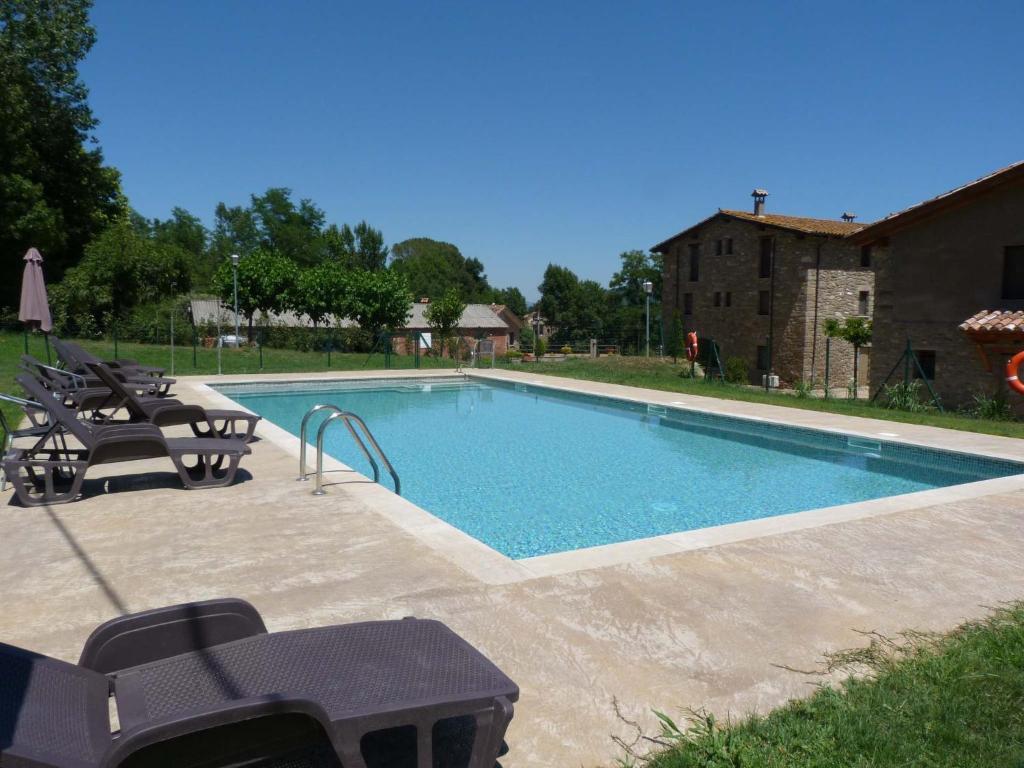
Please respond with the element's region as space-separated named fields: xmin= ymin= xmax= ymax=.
xmin=527 ymin=356 xmax=1024 ymax=439
xmin=0 ymin=331 xmax=458 ymax=430
xmin=633 ymin=603 xmax=1024 ymax=768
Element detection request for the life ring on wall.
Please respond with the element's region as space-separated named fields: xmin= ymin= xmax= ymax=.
xmin=686 ymin=332 xmax=699 ymax=362
xmin=1006 ymin=351 xmax=1024 ymax=395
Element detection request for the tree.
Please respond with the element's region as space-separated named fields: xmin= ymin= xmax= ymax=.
xmin=341 ymin=268 xmax=412 ymax=336
xmin=213 ymin=249 xmax=296 ymax=339
xmin=0 ymin=0 xmax=124 ymax=309
xmin=537 ymin=264 xmax=610 ymax=344
xmin=608 ymin=250 xmax=663 ymax=351
xmin=293 ymin=262 xmax=348 ymax=327
xmin=493 ymin=286 xmax=528 ymax=317
xmin=390 ymin=238 xmax=492 ymax=301
xmin=423 ymin=288 xmax=467 ymax=359
xmin=52 ymin=222 xmax=193 ymax=333
xmin=249 ymin=187 xmax=326 ymax=266
xmin=823 ymin=316 xmax=873 ymax=398
xmin=666 ymin=311 xmax=686 ymax=363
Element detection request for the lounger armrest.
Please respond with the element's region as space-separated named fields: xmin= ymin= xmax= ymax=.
xmin=79 ymin=598 xmax=268 ymax=674
xmin=102 ymin=695 xmax=333 ymax=767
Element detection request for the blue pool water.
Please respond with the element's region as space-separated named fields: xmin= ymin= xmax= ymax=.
xmin=220 ymin=378 xmax=1022 ymax=559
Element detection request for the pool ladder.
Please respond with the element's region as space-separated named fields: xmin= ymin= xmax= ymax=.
xmin=297 ymin=404 xmax=401 ymax=496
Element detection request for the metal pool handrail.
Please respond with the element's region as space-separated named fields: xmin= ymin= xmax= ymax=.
xmin=297 ymin=404 xmax=400 ymax=496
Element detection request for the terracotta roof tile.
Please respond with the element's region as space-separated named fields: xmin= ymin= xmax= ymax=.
xmin=718 ymin=210 xmax=867 ymax=236
xmin=959 ymin=310 xmax=1024 ymax=334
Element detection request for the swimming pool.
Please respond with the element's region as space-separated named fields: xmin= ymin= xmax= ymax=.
xmin=218 ymin=377 xmax=1023 ymax=559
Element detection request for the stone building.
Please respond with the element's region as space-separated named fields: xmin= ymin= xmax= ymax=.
xmin=852 ymin=161 xmax=1024 ymax=408
xmin=391 ymin=300 xmax=511 ymax=357
xmin=652 ymin=192 xmax=871 ymax=386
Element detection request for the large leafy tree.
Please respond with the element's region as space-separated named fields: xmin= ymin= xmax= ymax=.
xmin=213 ymin=249 xmax=296 ymax=339
xmin=323 ymin=221 xmax=388 ymax=271
xmin=390 ymin=238 xmax=492 ymax=301
xmin=537 ymin=263 xmax=611 ymax=344
xmin=0 ymin=0 xmax=124 ymax=309
xmin=341 ymin=268 xmax=412 ymax=335
xmin=52 ymin=222 xmax=193 ymax=332
xmin=492 ymin=286 xmax=528 ymax=317
xmin=292 ymin=262 xmax=348 ymax=327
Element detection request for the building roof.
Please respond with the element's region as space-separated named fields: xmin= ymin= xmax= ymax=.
xmin=651 ymin=209 xmax=866 ymax=252
xmin=404 ymin=302 xmax=507 ymax=330
xmin=959 ymin=309 xmax=1024 ymax=336
xmin=852 ymin=160 xmax=1024 ymax=244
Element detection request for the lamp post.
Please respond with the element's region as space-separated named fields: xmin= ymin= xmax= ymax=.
xmin=231 ymin=253 xmax=240 ymax=346
xmin=642 ymin=279 xmax=653 ymax=358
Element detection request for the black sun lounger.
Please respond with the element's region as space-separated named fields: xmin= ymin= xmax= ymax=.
xmin=53 ymin=337 xmax=167 ymax=379
xmin=22 ymin=354 xmax=176 ymax=399
xmin=0 ymin=598 xmax=518 ymax=768
xmin=83 ymin=362 xmax=260 ymax=442
xmin=2 ymin=375 xmax=250 ymax=506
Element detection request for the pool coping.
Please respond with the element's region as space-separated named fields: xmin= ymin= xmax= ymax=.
xmin=193 ymin=368 xmax=1024 ymax=584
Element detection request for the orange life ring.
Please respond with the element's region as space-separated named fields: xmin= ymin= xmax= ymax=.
xmin=1006 ymin=351 xmax=1024 ymax=395
xmin=686 ymin=332 xmax=699 ymax=362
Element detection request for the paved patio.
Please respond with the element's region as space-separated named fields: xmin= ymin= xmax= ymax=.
xmin=2 ymin=368 xmax=1023 ymax=766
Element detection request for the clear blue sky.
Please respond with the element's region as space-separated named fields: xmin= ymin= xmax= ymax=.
xmin=81 ymin=0 xmax=1023 ymax=300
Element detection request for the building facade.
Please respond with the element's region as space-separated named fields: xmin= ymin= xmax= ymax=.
xmin=852 ymin=161 xmax=1024 ymax=408
xmin=391 ymin=301 xmax=511 ymax=357
xmin=652 ymin=194 xmax=871 ymax=386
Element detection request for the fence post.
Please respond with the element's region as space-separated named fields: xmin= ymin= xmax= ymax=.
xmin=327 ymin=334 xmax=332 ymax=367
xmin=259 ymin=328 xmax=264 ymax=370
xmin=824 ymin=337 xmax=830 ymax=399
xmin=113 ymin=323 xmax=118 ymax=359
xmin=903 ymin=338 xmax=912 ymax=385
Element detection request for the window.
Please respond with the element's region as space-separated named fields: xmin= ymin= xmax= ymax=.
xmin=912 ymin=350 xmax=936 ymax=381
xmin=725 ymin=291 xmax=732 ymax=307
xmin=860 ymin=245 xmax=872 ymax=268
xmin=758 ymin=290 xmax=770 ymax=315
xmin=715 ymin=239 xmax=723 ymax=256
xmin=759 ymin=237 xmax=774 ymax=278
xmin=858 ymin=290 xmax=870 ymax=316
xmin=714 ymin=291 xmax=721 ymax=307
xmin=756 ymin=345 xmax=769 ymax=370
xmin=683 ymin=293 xmax=693 ymax=315
xmin=688 ymin=243 xmax=700 ymax=281
xmin=724 ymin=238 xmax=733 ymax=254
xmin=1001 ymin=246 xmax=1024 ymax=299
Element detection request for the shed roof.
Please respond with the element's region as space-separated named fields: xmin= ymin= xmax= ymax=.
xmin=404 ymin=302 xmax=508 ymax=329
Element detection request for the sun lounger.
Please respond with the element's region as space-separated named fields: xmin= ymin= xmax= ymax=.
xmin=53 ymin=336 xmax=167 ymax=378
xmin=2 ymin=374 xmax=250 ymax=506
xmin=21 ymin=355 xmax=174 ymax=406
xmin=0 ymin=598 xmax=517 ymax=767
xmin=84 ymin=361 xmax=260 ymax=441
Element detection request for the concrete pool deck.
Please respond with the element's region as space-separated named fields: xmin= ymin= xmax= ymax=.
xmin=2 ymin=367 xmax=1024 ymax=766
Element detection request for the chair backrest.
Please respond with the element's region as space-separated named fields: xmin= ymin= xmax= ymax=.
xmin=0 ymin=641 xmax=110 ymax=768
xmin=51 ymin=337 xmax=84 ymax=371
xmin=84 ymin=363 xmax=149 ymax=421
xmin=66 ymin=341 xmax=101 ymax=367
xmin=16 ymin=374 xmax=94 ymax=447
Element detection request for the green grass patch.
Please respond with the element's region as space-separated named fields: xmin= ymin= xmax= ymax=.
xmin=622 ymin=603 xmax=1024 ymax=768
xmin=528 ymin=357 xmax=1024 ymax=439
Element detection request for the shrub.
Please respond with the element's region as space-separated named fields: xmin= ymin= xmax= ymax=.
xmin=506 ymin=348 xmax=523 ymax=358
xmin=536 ymin=337 xmax=548 ymax=357
xmin=793 ymin=378 xmax=815 ymax=398
xmin=883 ymin=380 xmax=933 ymax=412
xmin=724 ymin=357 xmax=748 ymax=384
xmin=964 ymin=391 xmax=1014 ymax=421
xmin=560 ymin=345 xmax=572 ymax=354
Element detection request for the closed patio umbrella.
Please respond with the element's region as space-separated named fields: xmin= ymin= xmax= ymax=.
xmin=19 ymin=247 xmax=53 ymax=360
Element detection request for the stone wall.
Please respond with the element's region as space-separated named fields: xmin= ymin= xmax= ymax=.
xmin=660 ymin=214 xmax=872 ymax=386
xmin=869 ymin=180 xmax=1024 ymax=408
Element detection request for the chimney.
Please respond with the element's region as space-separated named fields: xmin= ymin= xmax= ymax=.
xmin=751 ymin=189 xmax=768 ymax=216
xmin=841 ymin=212 xmax=857 ymax=223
